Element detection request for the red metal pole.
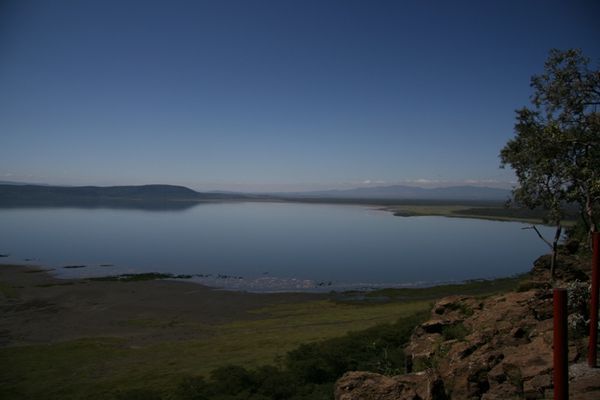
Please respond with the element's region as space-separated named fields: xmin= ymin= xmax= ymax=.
xmin=554 ymin=288 xmax=568 ymax=400
xmin=589 ymin=232 xmax=599 ymax=368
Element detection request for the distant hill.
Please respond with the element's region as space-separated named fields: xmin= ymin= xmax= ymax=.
xmin=0 ymin=183 xmax=513 ymax=209
xmin=0 ymin=184 xmax=248 ymax=209
xmin=0 ymin=180 xmax=51 ymax=186
xmin=0 ymin=184 xmax=197 ymax=199
xmin=284 ymin=185 xmax=512 ymax=201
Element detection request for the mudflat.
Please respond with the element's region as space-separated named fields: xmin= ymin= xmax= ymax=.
xmin=0 ymin=264 xmax=325 ymax=346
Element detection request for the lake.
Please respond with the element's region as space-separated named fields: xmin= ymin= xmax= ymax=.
xmin=0 ymin=202 xmax=553 ymax=291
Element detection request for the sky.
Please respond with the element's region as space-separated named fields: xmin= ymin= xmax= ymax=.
xmin=1 ymin=0 xmax=599 ymax=192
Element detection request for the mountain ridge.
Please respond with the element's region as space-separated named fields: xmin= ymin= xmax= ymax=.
xmin=277 ymin=184 xmax=511 ymax=201
xmin=0 ymin=183 xmax=512 ymax=204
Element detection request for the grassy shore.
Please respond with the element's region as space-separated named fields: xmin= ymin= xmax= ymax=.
xmin=382 ymin=203 xmax=577 ymax=225
xmin=0 ymin=264 xmax=525 ymax=399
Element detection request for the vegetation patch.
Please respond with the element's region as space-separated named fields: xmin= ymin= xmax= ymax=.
xmin=23 ymin=268 xmax=54 ymax=274
xmin=445 ymin=302 xmax=474 ymax=316
xmin=89 ymin=273 xmax=192 ymax=282
xmin=36 ymin=282 xmax=77 ymax=288
xmin=337 ymin=275 xmax=524 ymax=303
xmin=441 ymin=322 xmax=470 ymax=341
xmin=384 ymin=203 xmax=576 ymax=224
xmin=0 ymin=281 xmax=19 ymax=298
xmin=516 ymin=280 xmax=550 ymax=292
xmin=118 ymin=317 xmax=196 ymax=329
xmin=452 ymin=207 xmax=577 ymax=224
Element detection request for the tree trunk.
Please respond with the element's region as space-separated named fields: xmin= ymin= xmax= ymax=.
xmin=550 ymin=224 xmax=562 ymax=281
xmin=586 ymin=194 xmax=597 ymax=245
xmin=523 ymin=224 xmax=562 ymax=281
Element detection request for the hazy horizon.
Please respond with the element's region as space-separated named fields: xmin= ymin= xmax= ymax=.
xmin=2 ymin=1 xmax=599 ymax=192
xmin=0 ymin=177 xmax=515 ymax=193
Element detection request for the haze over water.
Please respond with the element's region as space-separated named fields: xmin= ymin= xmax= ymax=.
xmin=0 ymin=202 xmax=553 ymax=291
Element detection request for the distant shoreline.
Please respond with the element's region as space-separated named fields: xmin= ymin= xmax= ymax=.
xmin=379 ymin=205 xmax=569 ymax=225
xmin=0 ymin=182 xmax=578 ymax=224
xmin=0 ymin=195 xmax=571 ymax=225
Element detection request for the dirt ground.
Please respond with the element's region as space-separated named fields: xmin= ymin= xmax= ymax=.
xmin=0 ymin=264 xmax=325 ymax=347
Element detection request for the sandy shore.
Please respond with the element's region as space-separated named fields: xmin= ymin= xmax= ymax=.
xmin=0 ymin=264 xmax=324 ymax=347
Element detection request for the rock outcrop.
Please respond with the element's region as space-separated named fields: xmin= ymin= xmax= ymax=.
xmin=335 ymin=370 xmax=447 ymax=400
xmin=335 ymin=253 xmax=600 ymax=400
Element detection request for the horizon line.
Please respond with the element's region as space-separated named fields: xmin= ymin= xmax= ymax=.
xmin=0 ymin=179 xmax=515 ymax=193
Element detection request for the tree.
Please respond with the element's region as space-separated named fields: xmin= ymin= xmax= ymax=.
xmin=500 ymin=106 xmax=567 ymax=278
xmin=529 ymin=49 xmax=600 ymax=237
xmin=500 ymin=49 xmax=600 ymax=278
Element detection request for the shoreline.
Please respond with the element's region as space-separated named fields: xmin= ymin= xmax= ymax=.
xmin=1 ymin=261 xmax=525 ymax=294
xmin=378 ymin=204 xmax=575 ymax=226
xmin=0 ymin=261 xmax=526 ymax=305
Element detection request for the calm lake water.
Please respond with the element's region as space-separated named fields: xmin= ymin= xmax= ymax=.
xmin=0 ymin=202 xmax=553 ymax=291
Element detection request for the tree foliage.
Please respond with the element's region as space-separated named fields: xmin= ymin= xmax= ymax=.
xmin=501 ymin=49 xmax=600 ymax=243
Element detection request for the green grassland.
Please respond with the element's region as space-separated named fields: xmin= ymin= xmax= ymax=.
xmin=359 ymin=275 xmax=523 ymax=300
xmin=385 ymin=203 xmax=578 ymax=225
xmin=0 ymin=273 xmax=528 ymax=399
xmin=0 ymin=297 xmax=429 ymax=399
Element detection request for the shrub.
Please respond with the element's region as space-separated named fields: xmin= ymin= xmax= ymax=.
xmin=567 ymin=280 xmax=591 ymax=338
xmin=210 ymin=365 xmax=256 ymax=396
xmin=113 ymin=388 xmax=163 ymax=400
xmin=441 ymin=323 xmax=470 ymax=341
xmin=173 ymin=376 xmax=211 ymax=400
xmin=172 ymin=310 xmax=430 ymax=399
xmin=286 ymin=310 xmax=429 ymax=382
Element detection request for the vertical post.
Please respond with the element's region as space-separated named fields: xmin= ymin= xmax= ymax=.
xmin=554 ymin=288 xmax=568 ymax=400
xmin=589 ymin=232 xmax=599 ymax=368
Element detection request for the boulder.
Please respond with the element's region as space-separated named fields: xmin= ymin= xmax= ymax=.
xmin=335 ymin=370 xmax=448 ymax=400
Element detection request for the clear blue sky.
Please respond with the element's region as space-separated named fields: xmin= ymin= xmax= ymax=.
xmin=1 ymin=0 xmax=599 ymax=192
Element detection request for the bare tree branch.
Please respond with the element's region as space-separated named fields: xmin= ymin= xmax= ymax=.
xmin=522 ymin=225 xmax=553 ymax=248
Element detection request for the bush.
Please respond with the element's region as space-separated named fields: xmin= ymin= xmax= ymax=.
xmin=441 ymin=323 xmax=470 ymax=341
xmin=113 ymin=388 xmax=163 ymax=400
xmin=286 ymin=310 xmax=429 ymax=383
xmin=174 ymin=376 xmax=211 ymax=400
xmin=210 ymin=365 xmax=256 ymax=396
xmin=567 ymin=280 xmax=591 ymax=338
xmin=252 ymin=366 xmax=297 ymax=399
xmin=564 ymin=221 xmax=585 ymax=244
xmin=172 ymin=310 xmax=430 ymax=400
